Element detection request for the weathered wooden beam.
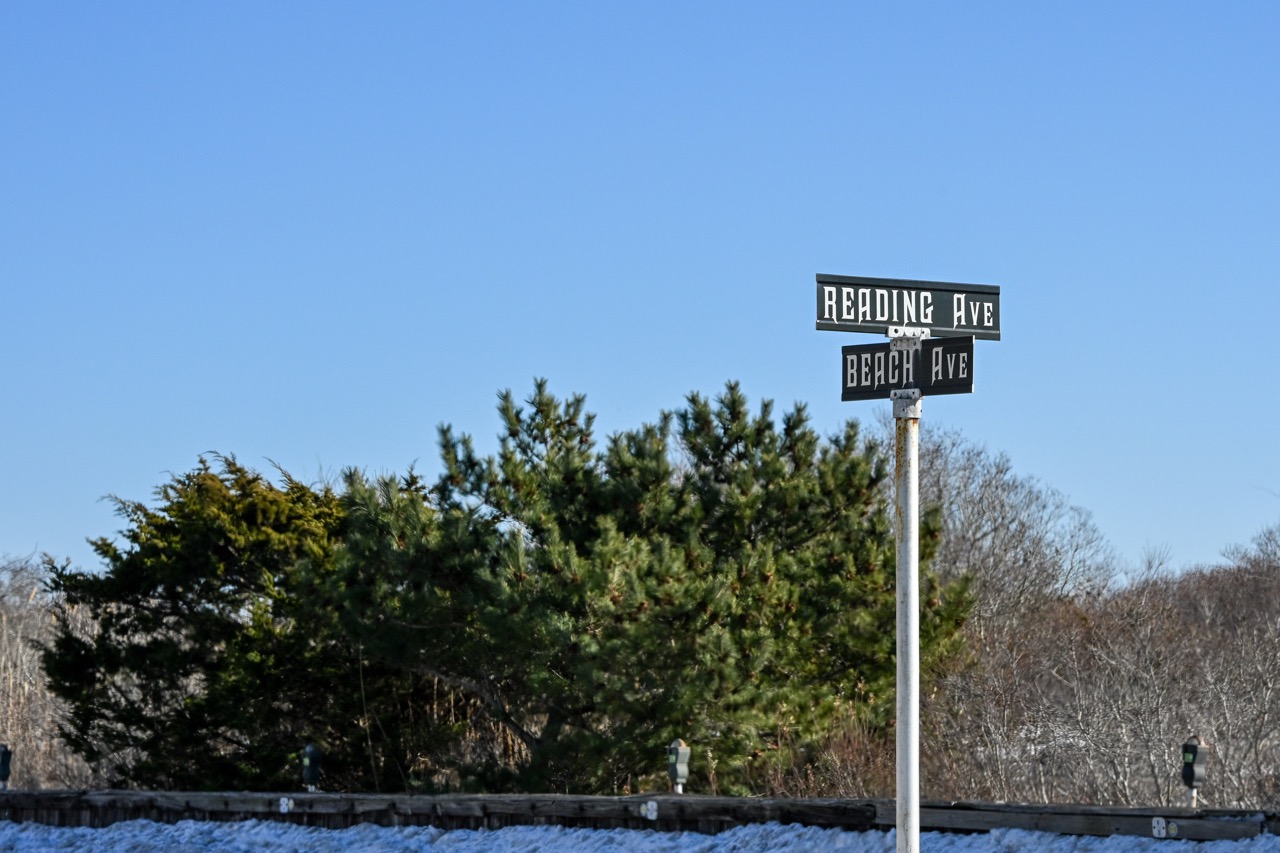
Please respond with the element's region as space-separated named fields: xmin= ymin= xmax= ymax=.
xmin=0 ymin=790 xmax=1267 ymax=842
xmin=907 ymin=801 xmax=1264 ymax=842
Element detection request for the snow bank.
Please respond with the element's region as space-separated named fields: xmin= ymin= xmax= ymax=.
xmin=1 ymin=819 xmax=1279 ymax=852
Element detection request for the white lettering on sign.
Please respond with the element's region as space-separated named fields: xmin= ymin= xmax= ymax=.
xmin=822 ymin=286 xmax=939 ymax=325
xmin=951 ymin=294 xmax=996 ymax=330
xmin=846 ymin=349 xmax=913 ymax=390
xmin=931 ymin=347 xmax=970 ymax=383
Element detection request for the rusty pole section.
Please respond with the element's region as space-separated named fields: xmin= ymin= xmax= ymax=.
xmin=890 ymin=327 xmax=925 ymax=853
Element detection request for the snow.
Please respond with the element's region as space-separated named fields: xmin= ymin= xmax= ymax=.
xmin=1 ymin=820 xmax=1279 ymax=852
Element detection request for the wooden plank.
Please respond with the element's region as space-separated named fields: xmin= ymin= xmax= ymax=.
xmin=0 ymin=789 xmax=1266 ymax=841
xmin=913 ymin=803 xmax=1262 ymax=842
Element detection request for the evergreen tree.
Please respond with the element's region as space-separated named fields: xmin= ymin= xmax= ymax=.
xmin=40 ymin=383 xmax=970 ymax=795
xmin=339 ymin=380 xmax=970 ymax=793
xmin=41 ymin=456 xmax=438 ymax=791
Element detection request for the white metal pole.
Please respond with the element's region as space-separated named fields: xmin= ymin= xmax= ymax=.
xmin=892 ymin=382 xmax=923 ymax=853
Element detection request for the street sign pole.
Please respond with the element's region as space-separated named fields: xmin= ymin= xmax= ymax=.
xmin=816 ymin=273 xmax=999 ymax=853
xmin=890 ymin=331 xmax=924 ymax=853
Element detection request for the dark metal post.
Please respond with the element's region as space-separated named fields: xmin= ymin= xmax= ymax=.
xmin=1182 ymin=736 xmax=1207 ymax=808
xmin=302 ymin=743 xmax=323 ymax=793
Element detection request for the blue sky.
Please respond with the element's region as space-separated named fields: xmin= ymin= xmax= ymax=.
xmin=4 ymin=2 xmax=1278 ymax=574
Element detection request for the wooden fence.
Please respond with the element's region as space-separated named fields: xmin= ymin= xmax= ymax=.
xmin=0 ymin=790 xmax=1273 ymax=842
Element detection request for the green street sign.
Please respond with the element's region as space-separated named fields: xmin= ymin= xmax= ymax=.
xmin=841 ymin=336 xmax=974 ymax=402
xmin=817 ymin=273 xmax=1000 ymax=340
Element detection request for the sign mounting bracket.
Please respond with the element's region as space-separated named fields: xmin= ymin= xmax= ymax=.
xmin=891 ymin=388 xmax=923 ymax=420
xmin=888 ymin=326 xmax=931 ymax=343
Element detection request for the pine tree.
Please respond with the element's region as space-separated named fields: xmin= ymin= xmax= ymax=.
xmin=40 ymin=455 xmax=437 ymax=791
xmin=41 ymin=383 xmax=971 ymax=795
xmin=342 ymin=380 xmax=971 ymax=793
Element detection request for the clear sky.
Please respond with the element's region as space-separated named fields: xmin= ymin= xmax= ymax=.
xmin=4 ymin=2 xmax=1278 ymax=575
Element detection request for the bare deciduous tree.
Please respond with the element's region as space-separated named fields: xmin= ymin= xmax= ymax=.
xmin=0 ymin=556 xmax=91 ymax=789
